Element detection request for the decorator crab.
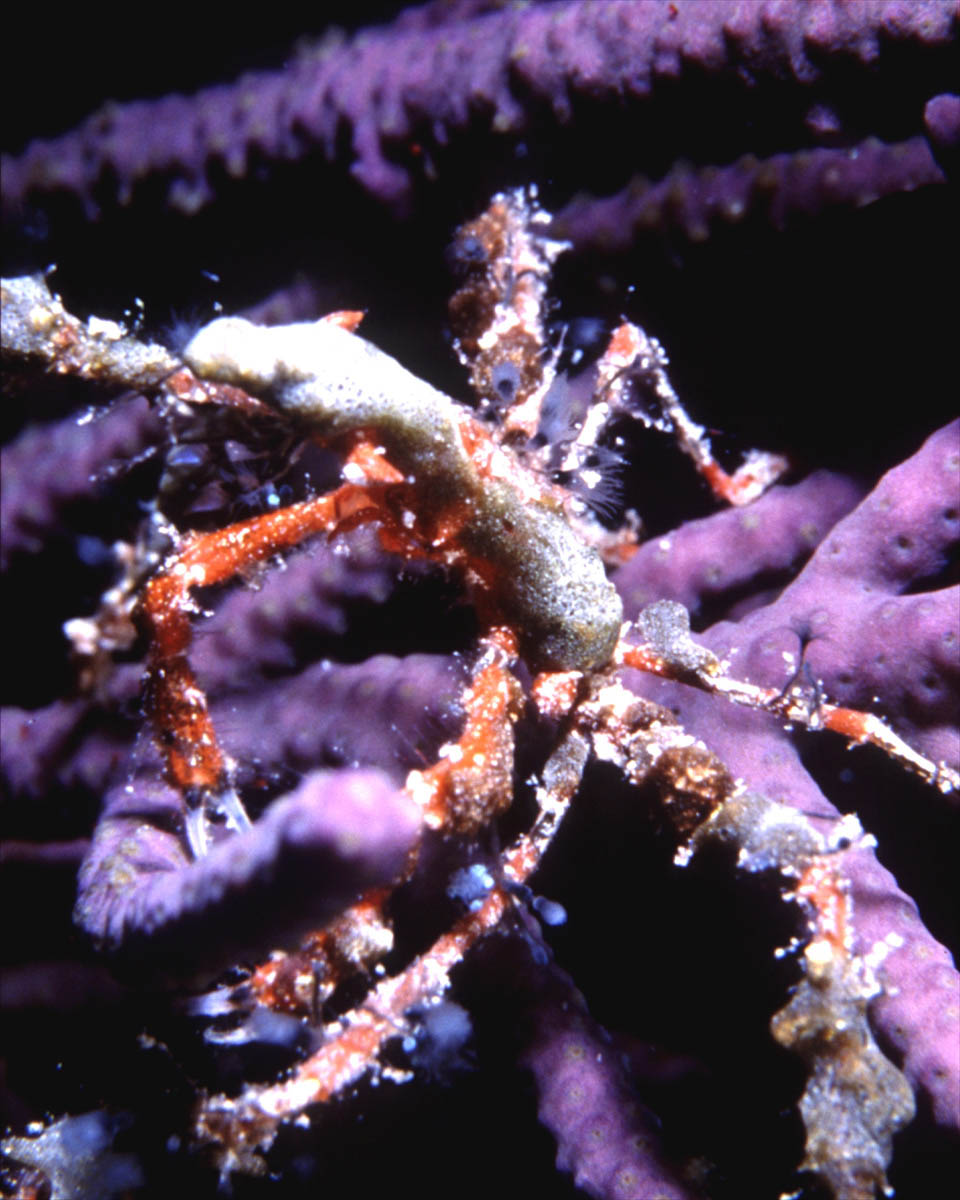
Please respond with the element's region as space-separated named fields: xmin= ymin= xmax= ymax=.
xmin=1 ymin=190 xmax=956 ymax=1200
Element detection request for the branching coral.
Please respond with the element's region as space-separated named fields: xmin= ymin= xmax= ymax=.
xmin=3 ymin=0 xmax=958 ymax=225
xmin=2 ymin=5 xmax=958 ymax=1200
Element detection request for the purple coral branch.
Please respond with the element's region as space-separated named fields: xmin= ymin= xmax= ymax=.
xmin=0 ymin=395 xmax=162 ymax=568
xmin=3 ymin=0 xmax=955 ymax=222
xmin=503 ymin=924 xmax=701 ymax=1200
xmin=74 ymin=767 xmax=421 ymax=976
xmin=211 ymin=652 xmax=465 ymax=783
xmin=0 ymin=680 xmax=138 ymax=801
xmin=616 ymin=469 xmax=864 ymax=621
xmin=188 ymin=528 xmax=405 ymax=689
xmin=736 ymin=419 xmax=959 ymax=764
xmin=552 ymin=135 xmax=946 ymax=252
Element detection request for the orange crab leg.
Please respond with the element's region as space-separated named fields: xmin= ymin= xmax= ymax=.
xmin=142 ymin=481 xmax=385 ymax=798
